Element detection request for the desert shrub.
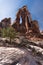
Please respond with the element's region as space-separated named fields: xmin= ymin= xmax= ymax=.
xmin=1 ymin=27 xmax=17 ymax=44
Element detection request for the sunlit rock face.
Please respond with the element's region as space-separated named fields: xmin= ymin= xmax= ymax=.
xmin=0 ymin=18 xmax=11 ymax=28
xmin=0 ymin=47 xmax=40 ymax=65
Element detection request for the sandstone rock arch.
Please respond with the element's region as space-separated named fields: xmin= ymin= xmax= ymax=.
xmin=12 ymin=6 xmax=32 ymax=33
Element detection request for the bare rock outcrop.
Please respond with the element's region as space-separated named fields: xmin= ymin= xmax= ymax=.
xmin=31 ymin=20 xmax=40 ymax=33
xmin=0 ymin=47 xmax=43 ymax=65
xmin=0 ymin=18 xmax=11 ymax=28
xmin=0 ymin=35 xmax=43 ymax=65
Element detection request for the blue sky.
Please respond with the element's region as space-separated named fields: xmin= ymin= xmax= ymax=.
xmin=0 ymin=0 xmax=43 ymax=30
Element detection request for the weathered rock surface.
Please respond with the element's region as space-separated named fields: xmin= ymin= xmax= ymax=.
xmin=0 ymin=18 xmax=11 ymax=28
xmin=0 ymin=35 xmax=43 ymax=65
xmin=31 ymin=20 xmax=40 ymax=33
xmin=0 ymin=47 xmax=25 ymax=65
xmin=0 ymin=47 xmax=43 ymax=65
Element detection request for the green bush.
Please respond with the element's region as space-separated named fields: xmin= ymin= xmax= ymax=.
xmin=2 ymin=27 xmax=17 ymax=44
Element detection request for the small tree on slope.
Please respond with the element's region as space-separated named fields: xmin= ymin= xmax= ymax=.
xmin=2 ymin=27 xmax=17 ymax=44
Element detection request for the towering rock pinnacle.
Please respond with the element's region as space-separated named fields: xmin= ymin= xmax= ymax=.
xmin=12 ymin=5 xmax=40 ymax=36
xmin=12 ymin=6 xmax=32 ymax=33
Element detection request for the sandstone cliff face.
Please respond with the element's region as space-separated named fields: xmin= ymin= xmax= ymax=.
xmin=12 ymin=6 xmax=40 ymax=35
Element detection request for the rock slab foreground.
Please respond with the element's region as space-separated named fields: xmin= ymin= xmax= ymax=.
xmin=0 ymin=47 xmax=41 ymax=65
